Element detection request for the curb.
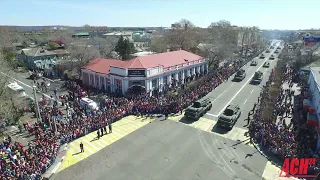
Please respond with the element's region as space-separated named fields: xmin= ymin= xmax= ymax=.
xmin=250 ymin=138 xmax=281 ymax=167
xmin=47 ymin=144 xmax=68 ymax=179
xmin=251 ymin=138 xmax=305 ymax=180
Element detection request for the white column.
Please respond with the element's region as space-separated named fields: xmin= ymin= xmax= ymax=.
xmin=122 ymin=79 xmax=128 ymax=94
xmin=104 ymin=76 xmax=107 ymax=90
xmin=175 ymin=73 xmax=178 ymax=81
xmin=145 ymin=80 xmax=150 ymax=92
xmin=196 ymin=66 xmax=200 ymax=73
xmin=192 ymin=67 xmax=195 ymax=75
xmin=206 ymin=64 xmax=209 ymax=73
xmin=159 ymin=77 xmax=163 ymax=92
xmin=167 ymin=75 xmax=171 ymax=85
xmin=187 ymin=69 xmax=191 ymax=77
xmin=110 ymin=78 xmax=115 ymax=93
xmin=181 ymin=71 xmax=185 ymax=84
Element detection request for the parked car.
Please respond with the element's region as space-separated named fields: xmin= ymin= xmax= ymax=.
xmin=270 ymin=46 xmax=274 ymax=49
xmin=265 ymin=50 xmax=270 ymax=53
xmin=217 ymin=104 xmax=241 ymax=130
xmin=259 ymin=54 xmax=265 ymax=59
xmin=250 ymin=60 xmax=258 ymax=66
xmin=184 ymin=98 xmax=212 ymax=120
xmin=274 ymin=50 xmax=279 ymax=53
xmin=263 ymin=62 xmax=270 ymax=68
xmin=233 ymin=69 xmax=246 ymax=81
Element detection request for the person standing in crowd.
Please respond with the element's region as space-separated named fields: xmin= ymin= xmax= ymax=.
xmin=80 ymin=142 xmax=84 ymax=153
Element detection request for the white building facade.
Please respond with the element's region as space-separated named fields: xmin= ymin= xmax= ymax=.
xmin=82 ymin=60 xmax=208 ymax=94
xmin=81 ymin=51 xmax=208 ymax=94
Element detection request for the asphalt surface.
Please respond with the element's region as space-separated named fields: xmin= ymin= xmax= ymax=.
xmin=52 ymin=120 xmax=268 ymax=180
xmin=204 ymin=43 xmax=281 ymax=130
xmin=0 ymin=71 xmax=66 ymax=101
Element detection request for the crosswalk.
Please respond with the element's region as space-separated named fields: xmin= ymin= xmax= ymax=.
xmin=57 ymin=116 xmax=152 ymax=172
xmin=168 ymin=113 xmax=253 ymax=147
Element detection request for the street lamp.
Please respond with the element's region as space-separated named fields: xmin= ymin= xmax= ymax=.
xmin=32 ymin=85 xmax=42 ymax=122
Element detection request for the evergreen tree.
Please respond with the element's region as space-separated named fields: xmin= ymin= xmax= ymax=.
xmin=115 ymin=35 xmax=136 ymax=60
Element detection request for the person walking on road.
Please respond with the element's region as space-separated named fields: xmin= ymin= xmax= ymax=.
xmin=80 ymin=142 xmax=84 ymax=153
xmin=97 ymin=130 xmax=100 ymax=139
xmin=109 ymin=123 xmax=112 ymax=133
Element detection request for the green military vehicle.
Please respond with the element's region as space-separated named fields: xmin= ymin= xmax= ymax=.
xmin=233 ymin=69 xmax=246 ymax=82
xmin=184 ymin=98 xmax=212 ymax=120
xmin=269 ymin=54 xmax=275 ymax=60
xmin=217 ymin=104 xmax=241 ymax=130
xmin=250 ymin=71 xmax=263 ymax=85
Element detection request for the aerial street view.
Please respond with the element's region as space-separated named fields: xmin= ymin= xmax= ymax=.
xmin=1 ymin=0 xmax=320 ymax=180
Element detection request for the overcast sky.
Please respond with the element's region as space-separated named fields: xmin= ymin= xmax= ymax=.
xmin=1 ymin=0 xmax=319 ymax=30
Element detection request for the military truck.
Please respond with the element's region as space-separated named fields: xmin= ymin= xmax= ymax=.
xmin=217 ymin=104 xmax=241 ymax=130
xmin=263 ymin=62 xmax=270 ymax=68
xmin=259 ymin=54 xmax=265 ymax=59
xmin=250 ymin=60 xmax=258 ymax=66
xmin=184 ymin=98 xmax=212 ymax=120
xmin=269 ymin=54 xmax=275 ymax=60
xmin=233 ymin=69 xmax=246 ymax=81
xmin=251 ymin=71 xmax=263 ymax=85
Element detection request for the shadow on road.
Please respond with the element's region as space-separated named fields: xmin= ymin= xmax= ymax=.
xmin=72 ymin=152 xmax=82 ymax=156
xmin=179 ymin=117 xmax=195 ymax=124
xmin=211 ymin=123 xmax=229 ymax=134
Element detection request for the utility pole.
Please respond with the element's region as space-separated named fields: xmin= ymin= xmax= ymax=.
xmin=32 ymin=84 xmax=42 ymax=122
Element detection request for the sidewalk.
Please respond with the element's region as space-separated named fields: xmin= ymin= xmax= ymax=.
xmin=42 ymin=143 xmax=68 ymax=179
xmin=251 ymin=82 xmax=304 ymax=180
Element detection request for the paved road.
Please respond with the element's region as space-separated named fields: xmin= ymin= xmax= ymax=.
xmin=50 ymin=40 xmax=286 ymax=180
xmin=0 ymin=71 xmax=66 ymax=101
xmin=52 ymin=120 xmax=268 ymax=180
xmin=203 ymin=41 xmax=281 ymax=130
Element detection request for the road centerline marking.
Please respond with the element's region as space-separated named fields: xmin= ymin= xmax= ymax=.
xmin=243 ymin=99 xmax=247 ymax=104
xmin=216 ymin=56 xmax=270 ymax=116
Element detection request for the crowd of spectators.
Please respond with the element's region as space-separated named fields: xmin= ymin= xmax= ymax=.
xmin=249 ymin=63 xmax=319 ymax=174
xmin=1 ymin=58 xmax=250 ymax=179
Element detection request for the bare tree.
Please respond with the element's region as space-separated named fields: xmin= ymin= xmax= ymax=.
xmin=166 ymin=19 xmax=200 ymax=50
xmin=89 ymin=37 xmax=118 ymax=58
xmin=149 ymin=36 xmax=168 ymax=53
xmin=48 ymin=29 xmax=74 ymax=44
xmin=68 ymin=44 xmax=101 ymax=76
xmin=205 ymin=20 xmax=239 ymax=67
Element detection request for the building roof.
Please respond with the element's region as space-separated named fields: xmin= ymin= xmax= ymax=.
xmin=83 ymin=50 xmax=204 ymax=74
xmin=83 ymin=58 xmax=126 ymax=74
xmin=117 ymin=50 xmax=204 ymax=69
xmin=103 ymin=31 xmax=132 ymax=36
xmin=22 ymin=48 xmax=56 ymax=57
xmin=73 ymin=32 xmax=89 ymax=36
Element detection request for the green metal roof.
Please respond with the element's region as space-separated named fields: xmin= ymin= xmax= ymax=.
xmin=73 ymin=32 xmax=89 ymax=36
